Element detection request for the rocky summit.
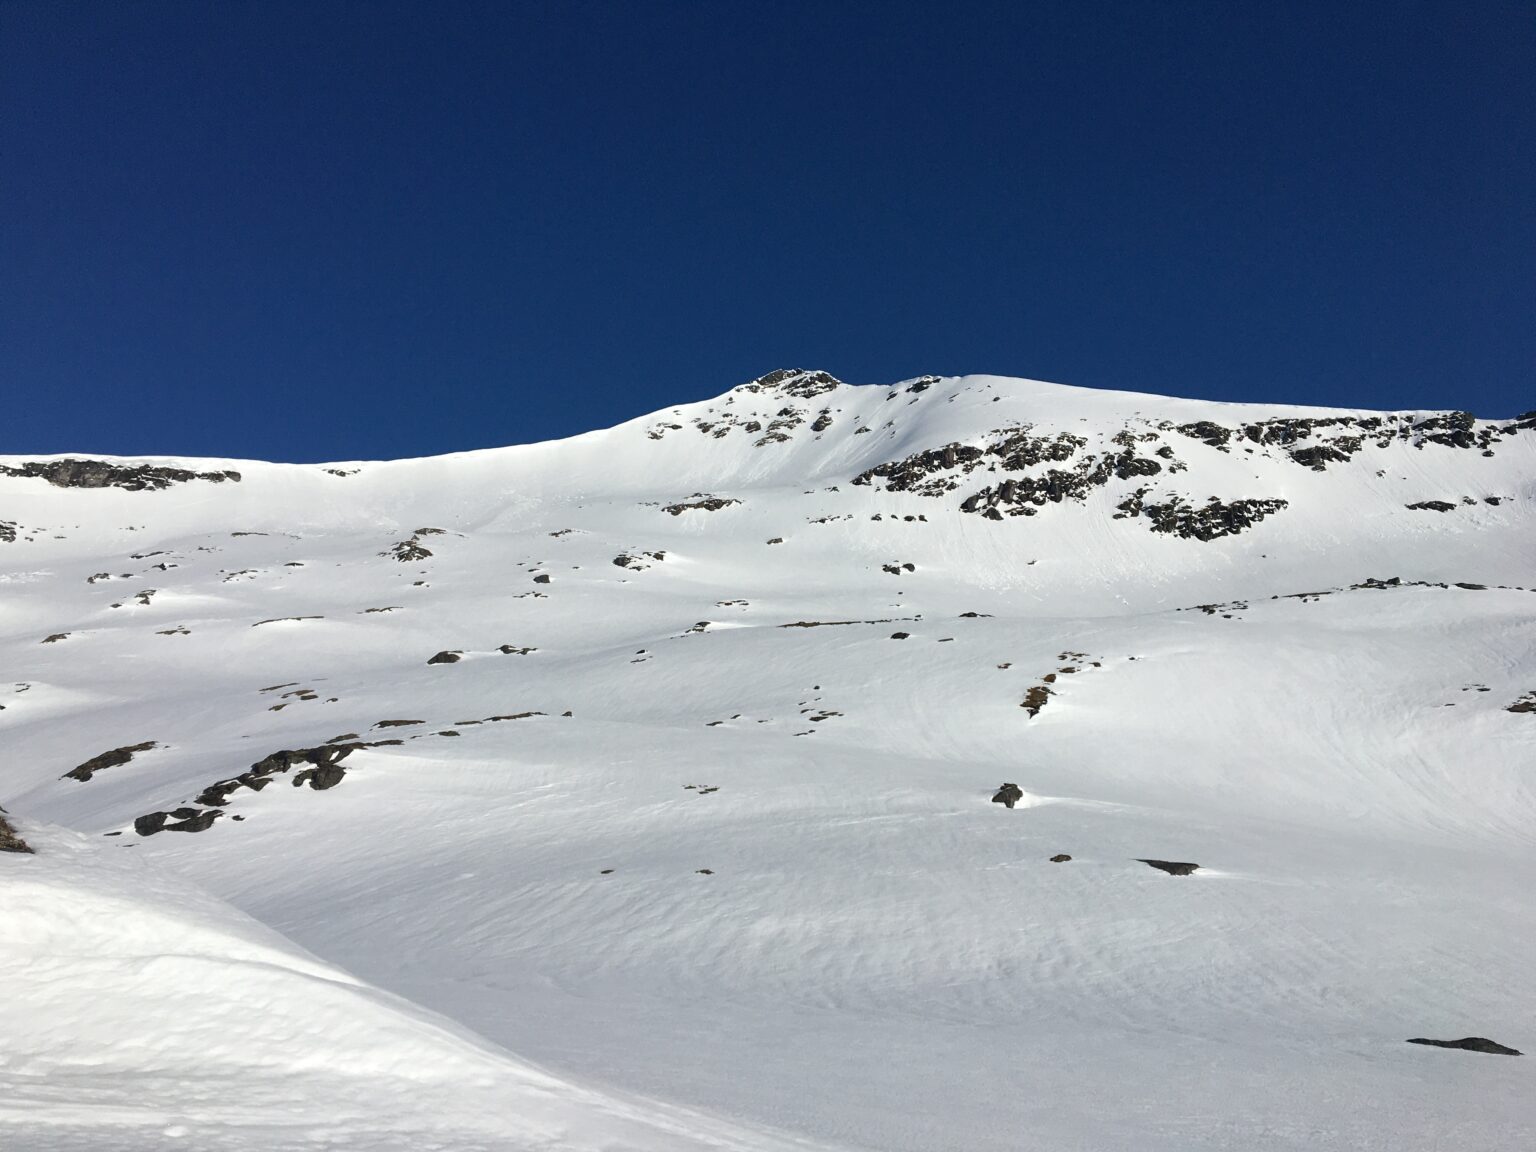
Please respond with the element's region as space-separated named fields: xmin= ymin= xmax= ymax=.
xmin=2 ymin=370 xmax=1534 ymax=1152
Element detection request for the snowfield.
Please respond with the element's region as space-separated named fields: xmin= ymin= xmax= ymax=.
xmin=2 ymin=370 xmax=1533 ymax=1150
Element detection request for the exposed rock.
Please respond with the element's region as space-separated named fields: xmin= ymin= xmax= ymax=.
xmin=0 ymin=807 xmax=34 ymax=853
xmin=1116 ymin=491 xmax=1289 ymax=541
xmin=1176 ymin=421 xmax=1232 ymax=449
xmin=1506 ymin=692 xmax=1536 ymax=714
xmin=1021 ymin=685 xmax=1053 ymax=716
xmin=167 ymin=741 xmax=385 ymax=820
xmin=992 ymin=783 xmax=1024 ymax=809
xmin=0 ymin=459 xmax=240 ymax=490
xmin=252 ymin=615 xmax=323 ymax=626
xmin=41 ymin=633 xmax=69 ymax=644
xmin=1139 ymin=859 xmax=1199 ymax=875
xmin=0 ymin=520 xmax=16 ymax=543
xmin=737 ymin=369 xmax=842 ymax=399
xmin=614 ymin=550 xmax=666 ymax=570
xmin=373 ymin=719 xmax=425 ymax=728
xmin=532 ymin=573 xmax=551 ymax=584
xmin=293 ymin=764 xmax=347 ymax=791
xmin=427 ymin=650 xmax=463 ymax=664
xmin=63 ymin=741 xmax=158 ymax=782
xmin=1290 ymin=444 xmax=1353 ymax=471
xmin=1050 ymin=854 xmax=1072 ymax=863
xmin=498 ymin=644 xmax=537 ymax=655
xmin=1406 ymin=500 xmax=1458 ymax=512
xmin=890 ymin=632 xmax=910 ymax=639
xmin=385 ymin=538 xmax=433 ymax=562
xmin=1406 ymin=1037 xmax=1521 ymax=1056
xmin=663 ymin=495 xmax=741 ymax=515
xmin=134 ymin=807 xmax=223 ymax=835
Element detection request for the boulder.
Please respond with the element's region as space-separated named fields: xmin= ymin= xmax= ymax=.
xmin=992 ymin=783 xmax=1023 ymax=809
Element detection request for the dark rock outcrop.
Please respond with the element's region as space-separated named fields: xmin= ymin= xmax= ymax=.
xmin=134 ymin=807 xmax=223 ymax=835
xmin=0 ymin=459 xmax=240 ymax=490
xmin=663 ymin=495 xmax=741 ymax=515
xmin=1021 ymin=685 xmax=1052 ymax=716
xmin=1050 ymin=854 xmax=1072 ymax=862
xmin=992 ymin=783 xmax=1024 ymax=809
xmin=0 ymin=807 xmax=33 ymax=853
xmin=614 ymin=550 xmax=666 ymax=570
xmin=292 ymin=764 xmax=347 ymax=791
xmin=1139 ymin=859 xmax=1199 ymax=875
xmin=63 ymin=741 xmax=158 ymax=782
xmin=136 ymin=740 xmax=394 ymax=834
xmin=737 ymin=369 xmax=842 ymax=399
xmin=1405 ymin=500 xmax=1457 ymax=513
xmin=1406 ymin=1037 xmax=1521 ymax=1056
xmin=385 ymin=537 xmax=433 ymax=562
xmin=427 ymin=650 xmax=463 ymax=664
xmin=1116 ymin=490 xmax=1289 ymax=541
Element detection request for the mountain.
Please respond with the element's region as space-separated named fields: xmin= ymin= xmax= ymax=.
xmin=3 ymin=370 xmax=1534 ymax=1151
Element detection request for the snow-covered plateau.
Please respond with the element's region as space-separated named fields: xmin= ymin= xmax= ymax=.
xmin=3 ymin=369 xmax=1533 ymax=1150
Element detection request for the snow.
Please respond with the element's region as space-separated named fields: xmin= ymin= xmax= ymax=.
xmin=2 ymin=371 xmax=1533 ymax=1149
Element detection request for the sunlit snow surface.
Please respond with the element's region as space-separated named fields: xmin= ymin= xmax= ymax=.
xmin=3 ymin=373 xmax=1533 ymax=1150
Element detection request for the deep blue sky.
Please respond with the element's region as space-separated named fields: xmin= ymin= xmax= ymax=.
xmin=2 ymin=1 xmax=1531 ymax=462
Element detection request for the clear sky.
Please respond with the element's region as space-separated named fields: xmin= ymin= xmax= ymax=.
xmin=2 ymin=1 xmax=1531 ymax=462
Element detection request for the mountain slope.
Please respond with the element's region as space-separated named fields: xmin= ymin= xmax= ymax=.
xmin=3 ymin=371 xmax=1534 ymax=1150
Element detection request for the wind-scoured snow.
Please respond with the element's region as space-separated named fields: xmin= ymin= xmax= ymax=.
xmin=3 ymin=371 xmax=1533 ymax=1150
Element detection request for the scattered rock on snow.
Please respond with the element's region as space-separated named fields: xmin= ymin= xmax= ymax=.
xmin=1050 ymin=854 xmax=1072 ymax=862
xmin=427 ymin=650 xmax=463 ymax=664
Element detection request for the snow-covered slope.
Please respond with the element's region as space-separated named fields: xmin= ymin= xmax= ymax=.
xmin=3 ymin=370 xmax=1534 ymax=1150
